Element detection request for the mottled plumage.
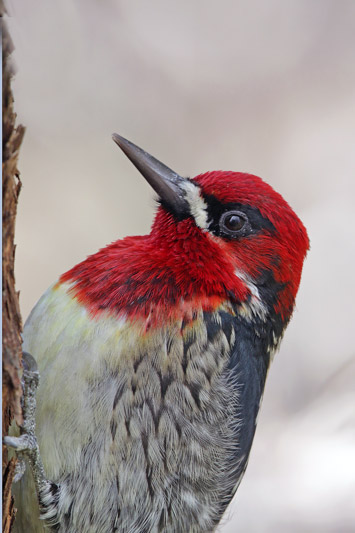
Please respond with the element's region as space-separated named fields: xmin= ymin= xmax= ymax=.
xmin=12 ymin=136 xmax=309 ymax=533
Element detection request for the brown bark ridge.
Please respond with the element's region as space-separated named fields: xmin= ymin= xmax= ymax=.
xmin=2 ymin=3 xmax=26 ymax=532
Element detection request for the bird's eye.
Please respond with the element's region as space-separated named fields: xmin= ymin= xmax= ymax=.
xmin=224 ymin=214 xmax=245 ymax=231
xmin=219 ymin=211 xmax=248 ymax=237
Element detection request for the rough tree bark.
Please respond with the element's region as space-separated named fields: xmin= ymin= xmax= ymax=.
xmin=2 ymin=4 xmax=26 ymax=532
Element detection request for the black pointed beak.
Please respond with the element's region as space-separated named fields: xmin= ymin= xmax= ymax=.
xmin=112 ymin=133 xmax=190 ymax=216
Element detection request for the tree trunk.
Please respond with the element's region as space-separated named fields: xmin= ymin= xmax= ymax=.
xmin=2 ymin=5 xmax=26 ymax=532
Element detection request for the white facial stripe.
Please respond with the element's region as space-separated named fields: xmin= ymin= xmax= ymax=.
xmin=235 ymin=269 xmax=260 ymax=297
xmin=235 ymin=269 xmax=283 ymax=357
xmin=181 ymin=181 xmax=209 ymax=229
xmin=235 ymin=268 xmax=267 ymax=320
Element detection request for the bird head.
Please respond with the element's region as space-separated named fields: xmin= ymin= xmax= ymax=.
xmin=60 ymin=135 xmax=308 ymax=330
xmin=112 ymin=135 xmax=309 ymax=325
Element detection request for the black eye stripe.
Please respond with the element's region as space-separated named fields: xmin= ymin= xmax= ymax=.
xmin=203 ymin=194 xmax=276 ymax=239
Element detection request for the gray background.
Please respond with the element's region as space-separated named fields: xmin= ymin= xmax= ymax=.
xmin=8 ymin=1 xmax=355 ymax=531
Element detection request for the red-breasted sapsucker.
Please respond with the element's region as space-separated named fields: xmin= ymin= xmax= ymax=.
xmin=10 ymin=134 xmax=309 ymax=533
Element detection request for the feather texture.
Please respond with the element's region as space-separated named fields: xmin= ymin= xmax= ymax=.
xmin=14 ymin=283 xmax=268 ymax=533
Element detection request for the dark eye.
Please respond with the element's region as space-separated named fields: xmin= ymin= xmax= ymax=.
xmin=220 ymin=210 xmax=248 ymax=236
xmin=224 ymin=214 xmax=245 ymax=231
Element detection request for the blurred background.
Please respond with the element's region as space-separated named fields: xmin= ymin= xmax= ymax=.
xmin=7 ymin=1 xmax=355 ymax=531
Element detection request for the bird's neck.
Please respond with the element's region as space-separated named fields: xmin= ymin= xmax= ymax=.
xmin=59 ymin=214 xmax=249 ymax=326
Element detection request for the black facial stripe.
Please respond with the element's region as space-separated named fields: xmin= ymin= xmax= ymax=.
xmin=203 ymin=194 xmax=276 ymax=238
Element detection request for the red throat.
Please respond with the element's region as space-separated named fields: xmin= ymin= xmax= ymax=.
xmin=60 ymin=210 xmax=249 ymax=327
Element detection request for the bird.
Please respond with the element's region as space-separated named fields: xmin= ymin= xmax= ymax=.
xmin=11 ymin=134 xmax=309 ymax=533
